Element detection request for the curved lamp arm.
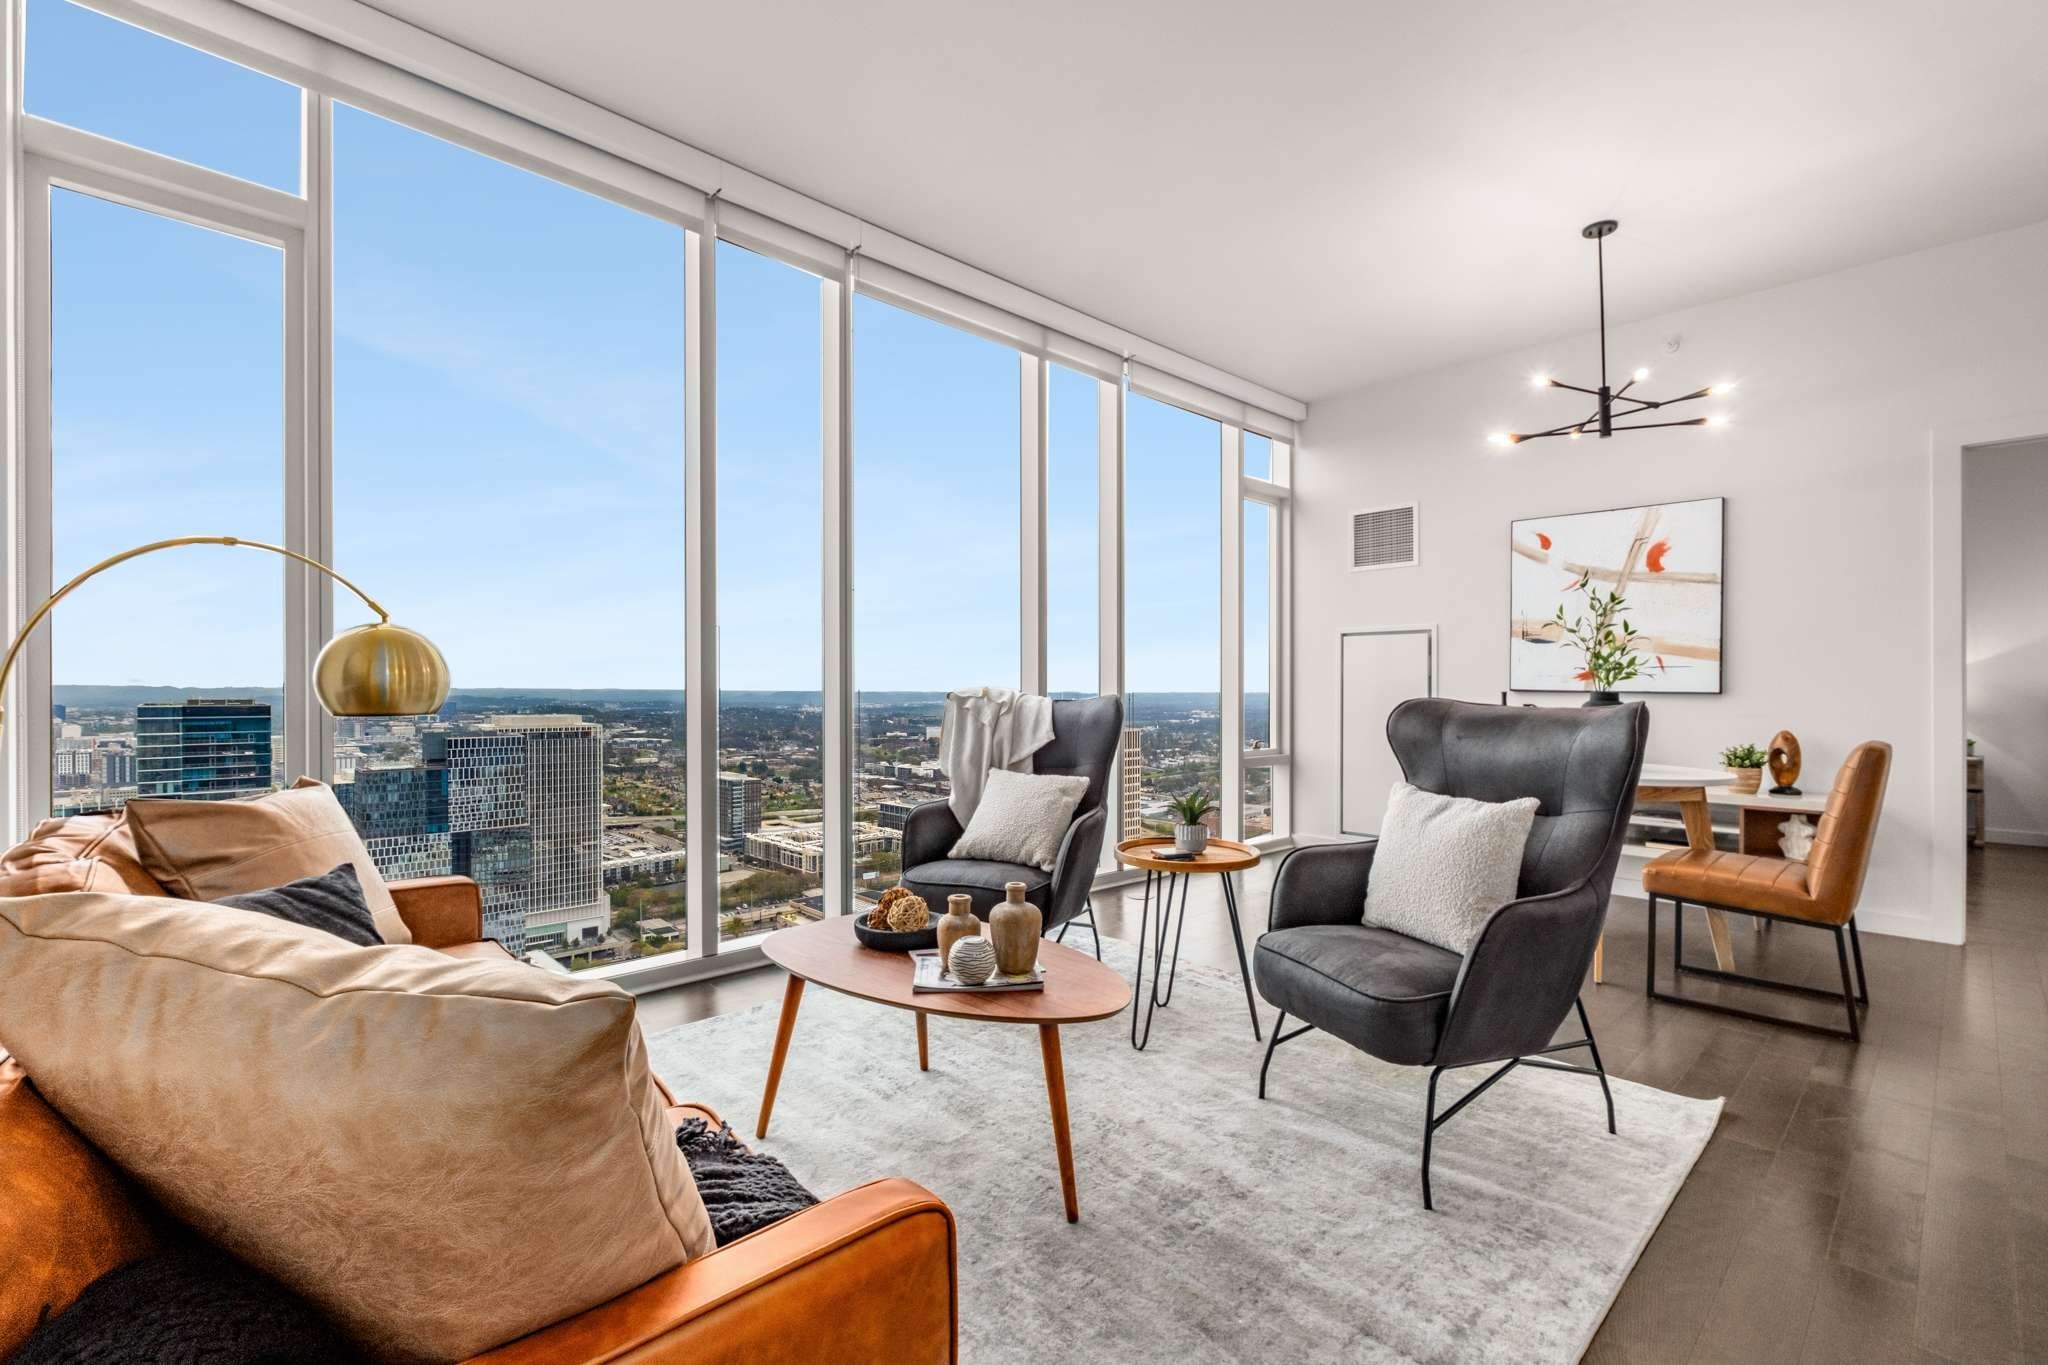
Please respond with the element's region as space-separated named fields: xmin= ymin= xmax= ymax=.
xmin=0 ymin=536 xmax=446 ymax=749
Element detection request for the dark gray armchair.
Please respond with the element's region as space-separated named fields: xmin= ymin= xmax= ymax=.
xmin=899 ymin=695 xmax=1123 ymax=953
xmin=1254 ymin=698 xmax=1648 ymax=1209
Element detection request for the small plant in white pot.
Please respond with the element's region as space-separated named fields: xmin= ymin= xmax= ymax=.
xmin=1721 ymin=742 xmax=1768 ymax=796
xmin=1167 ymin=789 xmax=1217 ymax=854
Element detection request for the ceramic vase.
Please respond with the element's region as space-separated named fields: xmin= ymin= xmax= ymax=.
xmin=1173 ymin=823 xmax=1209 ymax=854
xmin=989 ymin=881 xmax=1041 ymax=976
xmin=1582 ymin=690 xmax=1621 ymax=708
xmin=948 ymin=935 xmax=996 ymax=985
xmin=936 ymin=893 xmax=980 ymax=966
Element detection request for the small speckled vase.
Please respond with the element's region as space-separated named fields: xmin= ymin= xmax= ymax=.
xmin=989 ymin=880 xmax=1041 ymax=976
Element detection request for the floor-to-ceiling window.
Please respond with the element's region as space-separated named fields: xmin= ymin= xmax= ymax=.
xmin=851 ymin=297 xmax=1019 ymax=903
xmin=1124 ymin=393 xmax=1222 ymax=835
xmin=30 ymin=0 xmax=294 ymax=815
xmin=10 ymin=0 xmax=1299 ymax=978
xmin=45 ymin=193 xmax=286 ymax=814
xmin=330 ymin=103 xmax=687 ymax=969
xmin=715 ymin=241 xmax=825 ymax=944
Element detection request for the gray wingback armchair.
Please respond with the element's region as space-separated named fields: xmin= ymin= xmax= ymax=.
xmin=1254 ymin=698 xmax=1648 ymax=1209
xmin=898 ymin=695 xmax=1123 ymax=952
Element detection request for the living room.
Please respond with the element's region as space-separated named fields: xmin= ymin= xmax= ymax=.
xmin=2 ymin=2 xmax=2045 ymax=1362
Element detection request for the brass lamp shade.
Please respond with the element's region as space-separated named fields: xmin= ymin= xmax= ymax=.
xmin=313 ymin=622 xmax=450 ymax=717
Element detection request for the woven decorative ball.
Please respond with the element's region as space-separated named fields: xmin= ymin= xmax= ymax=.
xmin=886 ymin=892 xmax=931 ymax=932
xmin=868 ymin=886 xmax=909 ymax=928
xmin=948 ymin=935 xmax=997 ymax=985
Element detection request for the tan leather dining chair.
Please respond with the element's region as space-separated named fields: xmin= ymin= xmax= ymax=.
xmin=1641 ymin=741 xmax=1891 ymax=1040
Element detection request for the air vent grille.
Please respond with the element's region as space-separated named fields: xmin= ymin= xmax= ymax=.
xmin=1351 ymin=503 xmax=1418 ymax=570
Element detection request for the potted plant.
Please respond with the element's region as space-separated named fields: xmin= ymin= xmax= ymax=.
xmin=1721 ymin=742 xmax=1768 ymax=795
xmin=1167 ymin=788 xmax=1217 ymax=854
xmin=1552 ymin=572 xmax=1652 ymax=706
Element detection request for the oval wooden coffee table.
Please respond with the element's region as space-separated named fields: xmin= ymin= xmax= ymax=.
xmin=756 ymin=914 xmax=1130 ymax=1223
xmin=1114 ymin=836 xmax=1263 ymax=1050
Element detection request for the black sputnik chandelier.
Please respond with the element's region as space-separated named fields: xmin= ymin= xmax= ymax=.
xmin=1489 ymin=220 xmax=1734 ymax=447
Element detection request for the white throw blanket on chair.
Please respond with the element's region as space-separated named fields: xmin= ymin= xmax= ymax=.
xmin=938 ymin=687 xmax=1055 ymax=825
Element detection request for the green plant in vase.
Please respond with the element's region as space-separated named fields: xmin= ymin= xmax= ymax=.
xmin=1167 ymin=788 xmax=1217 ymax=855
xmin=1721 ymin=742 xmax=1768 ymax=795
xmin=1553 ymin=571 xmax=1653 ymax=705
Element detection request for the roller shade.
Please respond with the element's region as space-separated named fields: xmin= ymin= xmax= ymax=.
xmin=1128 ymin=361 xmax=1299 ymax=442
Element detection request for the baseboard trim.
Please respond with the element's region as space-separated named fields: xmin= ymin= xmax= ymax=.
xmin=1986 ymin=828 xmax=2048 ymax=848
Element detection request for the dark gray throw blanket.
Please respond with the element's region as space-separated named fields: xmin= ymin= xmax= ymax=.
xmin=675 ymin=1117 xmax=820 ymax=1246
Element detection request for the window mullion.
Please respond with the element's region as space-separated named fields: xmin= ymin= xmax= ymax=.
xmin=1220 ymin=425 xmax=1244 ymax=839
xmin=820 ymin=261 xmax=854 ymax=916
xmin=1097 ymin=375 xmax=1125 ymax=860
xmin=683 ymin=216 xmax=718 ymax=957
xmin=1020 ymin=354 xmax=1047 ymax=695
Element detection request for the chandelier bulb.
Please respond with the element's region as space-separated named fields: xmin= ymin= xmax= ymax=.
xmin=1708 ymin=381 xmax=1736 ymax=396
xmin=1529 ymin=374 xmax=1553 ymax=389
xmin=1706 ymin=414 xmax=1730 ymax=427
xmin=1632 ymin=367 xmax=1650 ymax=382
xmin=1487 ymin=432 xmax=1517 ymax=447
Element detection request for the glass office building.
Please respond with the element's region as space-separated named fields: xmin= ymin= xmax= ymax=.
xmin=134 ymin=699 xmax=274 ymax=801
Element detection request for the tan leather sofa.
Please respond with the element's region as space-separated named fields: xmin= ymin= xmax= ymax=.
xmin=1 ymin=869 xmax=958 ymax=1363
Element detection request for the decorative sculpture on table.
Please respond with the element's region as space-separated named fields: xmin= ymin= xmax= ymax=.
xmin=947 ymin=935 xmax=997 ymax=985
xmin=1768 ymin=730 xmax=1803 ymax=795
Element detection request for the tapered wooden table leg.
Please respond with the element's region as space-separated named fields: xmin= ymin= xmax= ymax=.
xmin=756 ymin=974 xmax=805 ymax=1139
xmin=915 ymin=1011 xmax=929 ymax=1071
xmin=1678 ymin=793 xmax=1737 ymax=971
xmin=1038 ymin=1024 xmax=1079 ymax=1223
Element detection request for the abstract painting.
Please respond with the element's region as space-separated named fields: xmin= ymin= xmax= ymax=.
xmin=1510 ymin=497 xmax=1724 ymax=694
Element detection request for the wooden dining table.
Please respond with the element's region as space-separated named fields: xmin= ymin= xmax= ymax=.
xmin=1593 ymin=763 xmax=1738 ymax=985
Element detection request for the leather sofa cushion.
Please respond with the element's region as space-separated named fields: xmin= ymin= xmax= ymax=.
xmin=0 ymin=892 xmax=716 ymax=1362
xmin=0 ymin=1056 xmax=160 ymax=1359
xmin=0 ymin=812 xmax=167 ymax=899
xmin=1253 ymin=924 xmax=1462 ymax=1066
xmin=901 ymin=859 xmax=1051 ymax=919
xmin=124 ymin=777 xmax=412 ymax=945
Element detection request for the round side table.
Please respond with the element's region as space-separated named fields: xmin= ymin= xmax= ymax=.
xmin=1113 ymin=836 xmax=1262 ymax=1050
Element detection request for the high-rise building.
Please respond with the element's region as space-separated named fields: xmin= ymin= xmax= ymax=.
xmin=336 ymin=725 xmax=542 ymax=951
xmin=876 ymin=798 xmax=918 ymax=832
xmin=484 ymin=716 xmax=606 ymax=955
xmin=1120 ymin=727 xmax=1144 ymax=840
xmin=718 ymin=771 xmax=763 ymax=851
xmin=135 ymin=699 xmax=273 ymax=801
xmin=97 ymin=745 xmax=136 ymax=789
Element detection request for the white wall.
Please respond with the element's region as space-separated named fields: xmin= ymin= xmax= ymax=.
xmin=1965 ymin=438 xmax=2048 ymax=845
xmin=1294 ymin=218 xmax=2048 ymax=942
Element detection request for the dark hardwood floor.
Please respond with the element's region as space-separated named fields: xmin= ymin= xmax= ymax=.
xmin=637 ymin=845 xmax=2047 ymax=1363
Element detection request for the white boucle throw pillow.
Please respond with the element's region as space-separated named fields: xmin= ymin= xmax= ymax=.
xmin=1362 ymin=782 xmax=1539 ymax=953
xmin=949 ymin=768 xmax=1090 ymax=870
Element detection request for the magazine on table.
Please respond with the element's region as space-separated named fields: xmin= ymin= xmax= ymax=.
xmin=909 ymin=949 xmax=1045 ymax=993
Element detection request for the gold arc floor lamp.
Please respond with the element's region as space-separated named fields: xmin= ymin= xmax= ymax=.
xmin=0 ymin=535 xmax=449 ymax=745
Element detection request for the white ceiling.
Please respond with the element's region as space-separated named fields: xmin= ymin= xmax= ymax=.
xmin=356 ymin=0 xmax=2048 ymax=403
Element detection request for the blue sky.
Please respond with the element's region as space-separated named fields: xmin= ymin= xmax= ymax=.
xmin=30 ymin=0 xmax=1225 ymax=695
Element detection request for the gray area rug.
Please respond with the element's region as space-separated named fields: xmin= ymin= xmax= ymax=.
xmin=647 ymin=937 xmax=1719 ymax=1364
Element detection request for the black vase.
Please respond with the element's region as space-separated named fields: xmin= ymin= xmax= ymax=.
xmin=1582 ymin=691 xmax=1622 ymax=707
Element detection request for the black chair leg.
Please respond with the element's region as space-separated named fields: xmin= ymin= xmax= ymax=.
xmin=1576 ymin=996 xmax=1617 ymax=1135
xmin=1258 ymin=1009 xmax=1286 ymax=1098
xmin=1848 ymin=917 xmax=1868 ymax=1003
xmin=1645 ymin=894 xmax=1658 ymax=997
xmin=1833 ymin=926 xmax=1861 ymax=1043
xmin=1421 ymin=1067 xmax=1443 ymax=1212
